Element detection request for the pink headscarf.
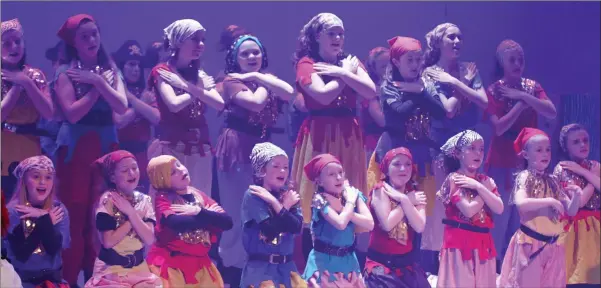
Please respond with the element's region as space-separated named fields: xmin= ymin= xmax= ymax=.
xmin=388 ymin=36 xmax=422 ymax=60
xmin=496 ymin=39 xmax=524 ymax=63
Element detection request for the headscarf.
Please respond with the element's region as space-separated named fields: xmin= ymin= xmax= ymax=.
xmin=147 ymin=155 xmax=178 ymax=190
xmin=249 ymin=142 xmax=288 ymax=178
xmin=57 ymin=14 xmax=95 ymax=46
xmin=225 ymin=34 xmax=268 ymax=73
xmin=90 ymin=150 xmax=135 ymax=186
xmin=303 ymin=154 xmax=341 ymax=182
xmin=440 ymin=130 xmax=484 ymax=157
xmin=388 ymin=36 xmax=422 ymax=60
xmin=11 ymin=156 xmax=56 ymax=209
xmin=1 ymin=18 xmax=23 ymax=36
xmin=559 ymin=123 xmax=586 ymax=152
xmin=380 ymin=147 xmax=414 ymax=176
xmin=513 ymin=127 xmax=548 ymax=154
xmin=311 ymin=13 xmax=344 ymax=31
xmin=163 ymin=19 xmax=205 ymax=51
xmin=425 ymin=23 xmax=458 ymax=51
xmin=496 ymin=39 xmax=524 ymax=64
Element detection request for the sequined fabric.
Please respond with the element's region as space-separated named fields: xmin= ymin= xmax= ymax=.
xmin=491 ymin=78 xmax=536 ymax=114
xmin=388 ymin=200 xmax=409 ymax=245
xmin=176 ymin=193 xmax=212 ymax=246
xmin=72 ymin=61 xmax=115 ymax=99
xmin=554 ymin=160 xmax=600 ymax=210
xmin=1 ymin=66 xmax=48 ymax=110
xmin=511 ymin=169 xmax=565 ymax=221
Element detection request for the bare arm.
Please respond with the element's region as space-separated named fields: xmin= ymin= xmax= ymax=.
xmin=322 ymin=202 xmax=357 ymax=231
xmin=371 ymin=190 xmax=405 ymax=232
xmin=156 ymin=78 xmax=196 ymax=113
xmin=339 ymin=67 xmax=376 ymax=100
xmin=514 ymin=187 xmax=557 ymax=214
xmin=367 ymin=97 xmax=385 ymax=127
xmin=186 ymin=85 xmax=225 ymax=111
xmin=21 ymin=77 xmax=54 ymax=119
xmin=490 ymin=102 xmax=529 ymax=136
xmin=350 ymin=198 xmax=374 ymax=231
xmin=100 ymin=221 xmax=132 ymax=249
xmin=55 ymin=74 xmax=100 ymax=124
xmin=129 ymin=94 xmax=160 ymax=125
xmin=254 ymin=73 xmax=295 ymax=101
xmin=301 ymin=73 xmax=346 ymax=106
xmin=451 ymin=79 xmax=488 ymax=109
xmin=94 ymin=74 xmax=128 ymax=114
xmin=518 ymin=92 xmax=557 ymax=119
xmin=126 ymin=211 xmax=155 ymax=246
xmin=455 ymin=196 xmax=486 ymax=218
xmin=1 ymin=86 xmax=23 ymax=121
xmin=113 ymin=109 xmax=137 ymax=129
xmin=398 ymin=197 xmax=426 ymax=233
xmin=232 ymin=87 xmax=270 ymax=113
xmin=475 ymin=181 xmax=504 ymax=215
xmin=579 ymin=184 xmax=596 ymax=208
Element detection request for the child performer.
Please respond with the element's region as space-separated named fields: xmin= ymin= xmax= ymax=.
xmin=146 ymin=155 xmax=233 ymax=287
xmin=5 ymin=156 xmax=70 ymax=288
xmin=364 ymin=147 xmax=430 ymax=287
xmin=84 ymin=150 xmax=161 ymax=287
xmin=240 ymin=142 xmax=305 ymax=287
xmin=554 ymin=124 xmax=600 ymax=287
xmin=436 ymin=130 xmax=504 ymax=287
xmin=1 ymin=191 xmax=24 ymax=288
xmin=499 ymin=127 xmax=582 ymax=287
xmin=301 ymin=154 xmax=374 ymax=286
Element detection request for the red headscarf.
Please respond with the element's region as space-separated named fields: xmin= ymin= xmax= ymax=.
xmin=513 ymin=127 xmax=548 ymax=154
xmin=388 ymin=36 xmax=422 ymax=60
xmin=91 ymin=150 xmax=136 ymax=186
xmin=57 ymin=14 xmax=95 ymax=46
xmin=303 ymin=154 xmax=341 ymax=182
xmin=375 ymin=147 xmax=417 ymax=191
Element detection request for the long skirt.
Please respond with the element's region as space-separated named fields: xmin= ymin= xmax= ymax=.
xmin=561 ymin=211 xmax=600 ymax=285
xmin=437 ymin=249 xmax=496 ymax=288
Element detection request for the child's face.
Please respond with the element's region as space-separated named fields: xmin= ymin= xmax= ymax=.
xmin=524 ymin=135 xmax=552 ymax=171
xmin=170 ymin=160 xmax=190 ymax=191
xmin=317 ymin=162 xmax=345 ymax=195
xmin=110 ymin=157 xmax=140 ymax=193
xmin=25 ymin=169 xmax=54 ymax=206
xmin=387 ymin=154 xmax=413 ymax=189
xmin=565 ymin=129 xmax=590 ymax=161
xmin=458 ymin=139 xmax=485 ymax=172
xmin=262 ymin=155 xmax=289 ymax=191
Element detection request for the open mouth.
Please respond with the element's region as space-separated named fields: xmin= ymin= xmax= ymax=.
xmin=331 ymin=43 xmax=341 ymax=48
xmin=473 ymin=159 xmax=482 ymax=163
xmin=580 ymin=149 xmax=589 ymax=154
xmin=247 ymin=62 xmax=258 ymax=67
xmin=127 ymin=178 xmax=137 ymax=184
xmin=36 ymin=188 xmax=47 ymax=195
xmin=8 ymin=52 xmax=19 ymax=57
xmin=541 ymin=159 xmax=549 ymax=164
xmin=182 ymin=173 xmax=189 ymax=180
xmin=276 ymin=176 xmax=285 ymax=181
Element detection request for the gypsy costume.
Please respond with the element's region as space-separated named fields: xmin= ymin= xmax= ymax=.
xmin=146 ymin=20 xmax=215 ymax=194
xmin=301 ymin=154 xmax=365 ymax=283
xmin=84 ymin=151 xmax=161 ymax=287
xmin=240 ymin=143 xmax=306 ymax=288
xmin=364 ymin=148 xmax=430 ymax=288
xmin=499 ymin=128 xmax=568 ymax=287
xmin=1 ymin=191 xmax=24 ymax=288
xmin=53 ymin=14 xmax=121 ymax=284
xmin=5 ymin=156 xmax=70 ymax=288
xmin=216 ymin=35 xmax=284 ymax=269
xmin=1 ymin=19 xmax=51 ymax=200
xmin=146 ymin=155 xmax=233 ymax=288
xmin=436 ymin=131 xmax=498 ymax=288
xmin=486 ymin=40 xmax=551 ymax=264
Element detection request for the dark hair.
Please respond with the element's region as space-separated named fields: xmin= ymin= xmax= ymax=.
xmin=224 ymin=35 xmax=269 ymax=74
xmin=116 ymin=58 xmax=145 ymax=90
xmin=443 ymin=155 xmax=461 ymax=175
xmin=218 ymin=25 xmax=250 ymax=52
xmin=60 ymin=19 xmax=112 ymax=69
xmin=492 ymin=56 xmax=504 ymax=82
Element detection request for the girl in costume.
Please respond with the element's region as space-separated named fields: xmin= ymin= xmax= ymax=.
xmin=147 ymin=19 xmax=224 ymax=193
xmin=112 ymin=40 xmax=160 ymax=193
xmin=485 ymin=39 xmax=557 ymax=266
xmin=301 ymin=153 xmax=374 ymax=286
xmin=84 ymin=150 xmax=161 ymax=287
xmin=216 ymin=29 xmax=294 ymax=271
xmin=420 ymin=23 xmax=489 ymax=272
xmin=1 ymin=191 xmax=24 ymax=288
xmin=435 ymin=130 xmax=504 ymax=287
xmin=146 ymin=155 xmax=233 ymax=287
xmin=362 ymin=47 xmax=388 ymax=161
xmin=5 ymin=156 xmax=70 ymax=288
xmin=499 ymin=127 xmax=582 ymax=287
xmin=1 ymin=19 xmax=54 ymax=200
xmin=554 ymin=124 xmax=600 ymax=287
xmin=240 ymin=142 xmax=305 ymax=287
xmin=364 ymin=147 xmax=430 ymax=287
xmin=53 ymin=14 xmax=128 ymax=285
xmin=291 ymin=12 xmax=376 ymax=227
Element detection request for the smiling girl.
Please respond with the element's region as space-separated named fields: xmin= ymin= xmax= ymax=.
xmin=53 ymin=14 xmax=128 ymax=285
xmin=499 ymin=127 xmax=582 ymax=287
xmin=1 ymin=19 xmax=54 ymax=200
xmin=146 ymin=155 xmax=233 ymax=287
xmin=215 ymin=31 xmax=294 ymax=271
xmin=147 ymin=19 xmax=224 ymax=194
xmin=5 ymin=156 xmax=70 ymax=288
xmin=85 ymin=150 xmax=161 ymax=287
xmin=554 ymin=124 xmax=600 ymax=287
xmin=436 ymin=130 xmax=504 ymax=287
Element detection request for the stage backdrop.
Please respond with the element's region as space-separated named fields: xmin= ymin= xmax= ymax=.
xmin=2 ymin=1 xmax=599 ymax=160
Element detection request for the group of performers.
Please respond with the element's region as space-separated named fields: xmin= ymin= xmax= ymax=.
xmin=1 ymin=10 xmax=599 ymax=288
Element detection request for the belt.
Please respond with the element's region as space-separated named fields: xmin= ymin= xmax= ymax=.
xmin=17 ymin=268 xmax=63 ymax=285
xmin=98 ymin=247 xmax=144 ymax=268
xmin=309 ymin=108 xmax=357 ymax=117
xmin=519 ymin=224 xmax=559 ymax=261
xmin=367 ymin=248 xmax=416 ymax=269
xmin=2 ymin=122 xmax=54 ymax=138
xmin=442 ymin=219 xmax=490 ymax=233
xmin=225 ymin=115 xmax=275 ymax=139
xmin=248 ymin=253 xmax=293 ymax=264
xmin=313 ymin=239 xmax=355 ymax=257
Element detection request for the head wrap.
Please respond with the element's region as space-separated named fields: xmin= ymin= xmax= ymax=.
xmin=440 ymin=130 xmax=484 ymax=157
xmin=57 ymin=14 xmax=95 ymax=46
xmin=147 ymin=155 xmax=178 ymax=190
xmin=225 ymin=34 xmax=267 ymax=73
xmin=13 ymin=155 xmax=55 ymax=179
xmin=513 ymin=127 xmax=548 ymax=154
xmin=112 ymin=40 xmax=145 ymax=66
xmin=249 ymin=142 xmax=288 ymax=178
xmin=380 ymin=147 xmax=414 ymax=176
xmin=1 ymin=18 xmax=23 ymax=36
xmin=496 ymin=39 xmax=524 ymax=64
xmin=90 ymin=150 xmax=135 ymax=185
xmin=388 ymin=36 xmax=422 ymax=60
xmin=312 ymin=13 xmax=344 ymax=31
xmin=303 ymin=154 xmax=341 ymax=182
xmin=425 ymin=22 xmax=458 ymax=51
xmin=164 ymin=19 xmax=205 ymax=50
xmin=559 ymin=123 xmax=586 ymax=152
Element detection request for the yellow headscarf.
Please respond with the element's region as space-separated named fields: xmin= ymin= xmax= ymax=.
xmin=147 ymin=155 xmax=177 ymax=190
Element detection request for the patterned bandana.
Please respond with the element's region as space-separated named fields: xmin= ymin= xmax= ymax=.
xmin=440 ymin=130 xmax=483 ymax=157
xmin=250 ymin=142 xmax=288 ymax=177
xmin=164 ymin=19 xmax=205 ymax=50
xmin=1 ymin=18 xmax=23 ymax=36
xmin=316 ymin=13 xmax=344 ymax=31
xmin=13 ymin=156 xmax=55 ymax=179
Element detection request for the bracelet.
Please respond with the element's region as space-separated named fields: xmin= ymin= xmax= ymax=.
xmin=345 ymin=201 xmax=356 ymax=209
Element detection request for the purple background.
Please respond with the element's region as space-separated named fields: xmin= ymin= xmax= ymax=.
xmin=3 ymin=1 xmax=600 ymax=156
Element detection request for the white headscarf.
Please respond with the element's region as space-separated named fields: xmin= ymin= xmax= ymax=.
xmin=440 ymin=130 xmax=483 ymax=157
xmin=164 ymin=19 xmax=205 ymax=50
xmin=250 ymin=142 xmax=288 ymax=177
